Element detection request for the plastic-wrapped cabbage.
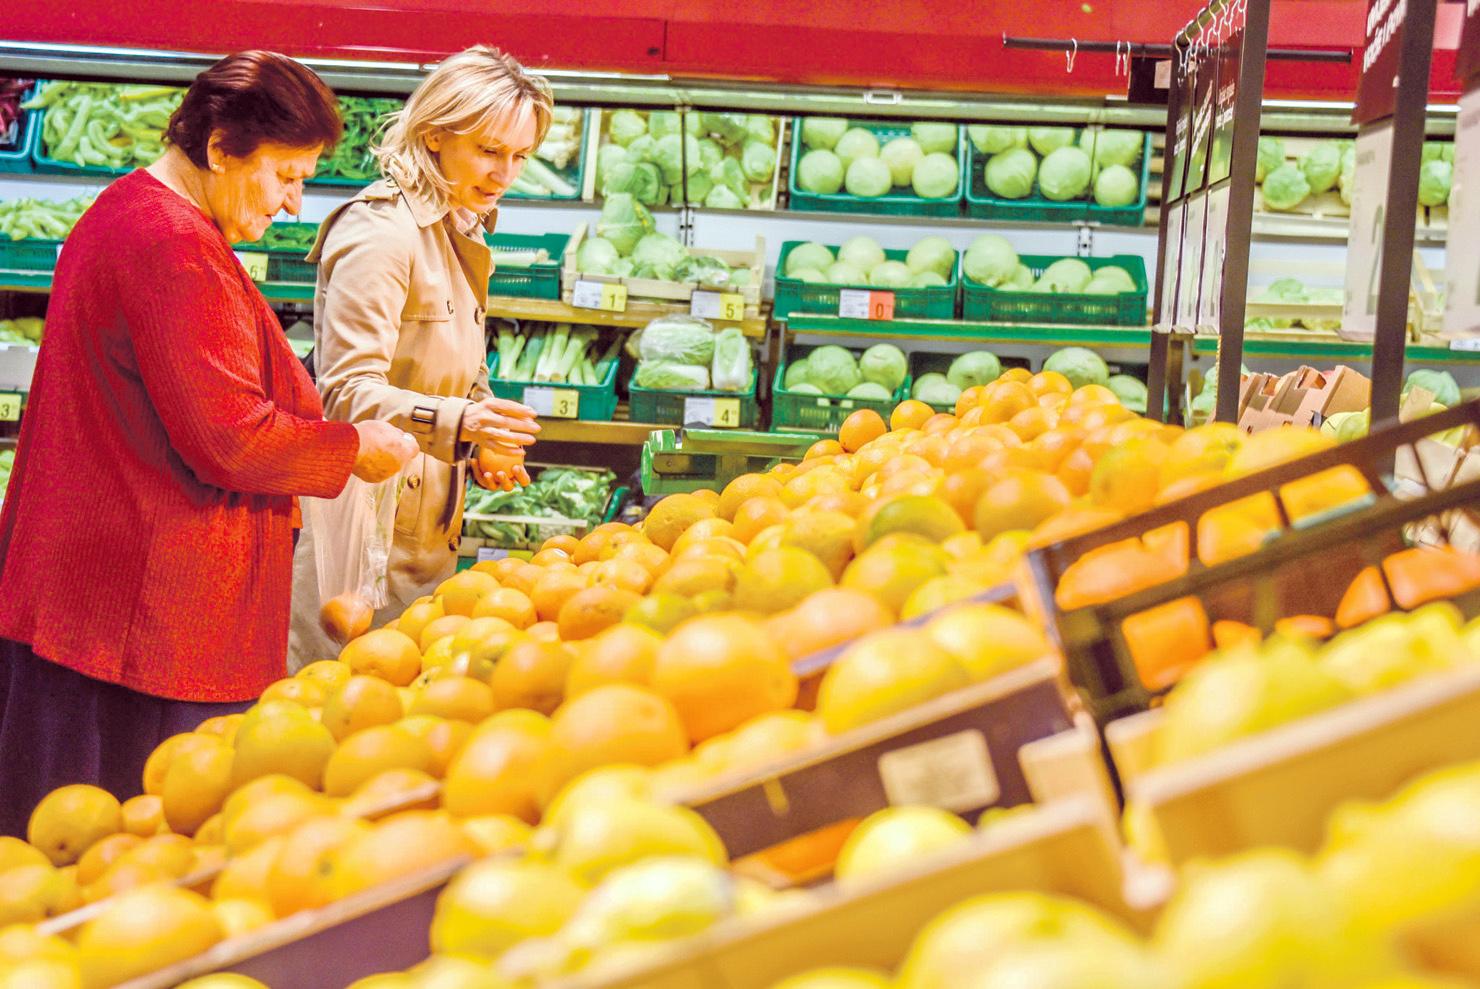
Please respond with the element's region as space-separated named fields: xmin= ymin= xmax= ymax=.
xmin=647 ymin=111 xmax=681 ymax=140
xmin=905 ymin=237 xmax=956 ymax=279
xmin=962 ymin=234 xmax=1019 ymax=287
xmin=595 ymin=194 xmax=655 ymax=255
xmin=704 ymin=185 xmax=745 ymax=210
xmin=801 ymin=117 xmax=849 ymax=151
xmin=601 ymin=161 xmax=663 ymax=205
xmin=846 ymin=157 xmax=893 ymax=197
xmin=913 ymin=373 xmax=962 ymax=406
xmin=680 ymin=170 xmax=715 ymax=206
xmin=1107 ymin=374 xmax=1148 ymax=414
xmin=786 ymin=242 xmax=835 ymax=276
xmin=673 ymin=254 xmax=731 ymax=288
xmin=836 ymin=128 xmax=881 ymax=169
xmin=1418 ymin=160 xmax=1452 ymax=208
xmin=1028 ymin=127 xmax=1075 ymax=156
xmin=797 ymin=149 xmax=845 ymax=194
xmin=1082 ymin=129 xmax=1144 ymax=168
xmin=912 ymin=152 xmax=960 ymax=198
xmin=1299 ymin=142 xmax=1343 ymax=195
xmin=859 ymin=343 xmax=907 ymax=393
xmin=1260 ymin=163 xmax=1310 ymax=212
xmin=784 ymin=359 xmax=811 ymax=389
xmin=637 ymin=315 xmax=715 ymax=365
xmin=699 ymin=112 xmax=748 ymax=146
xmin=711 ymin=327 xmax=751 ymax=391
xmin=947 ymin=351 xmax=1002 ymax=390
xmin=741 ymin=140 xmax=777 ymax=183
xmin=575 ymin=236 xmax=621 ymax=275
xmin=967 ymin=125 xmax=1027 ymax=155
xmin=634 ymin=361 xmax=710 ymax=391
xmin=1038 ymin=146 xmax=1092 ymax=201
xmin=729 ymin=268 xmax=752 ymax=289
xmin=746 ymin=115 xmax=775 ymax=145
xmin=881 ymin=137 xmax=924 ymax=187
xmin=1093 ymin=164 xmax=1139 ymax=207
xmin=597 ymin=143 xmax=627 ymax=183
xmin=911 ymin=122 xmax=958 ymax=155
xmin=1255 ymin=136 xmax=1285 ymax=184
xmin=1037 ymin=258 xmax=1094 ymax=293
xmin=1404 ymin=368 xmax=1460 ymax=406
xmin=985 ymin=148 xmax=1038 ymax=199
xmin=1043 ymin=346 xmax=1109 ymax=388
xmin=625 ymin=134 xmax=657 ymax=165
xmin=839 ymin=236 xmax=886 ymax=272
xmin=808 ymin=345 xmax=862 ymax=395
xmin=1422 ymin=142 xmax=1449 ymax=164
xmin=869 ymin=261 xmax=913 ymax=288
xmin=631 ymin=233 xmax=688 ymax=281
xmin=608 ymin=109 xmax=648 ymax=147
xmin=848 ymin=382 xmax=893 ymax=401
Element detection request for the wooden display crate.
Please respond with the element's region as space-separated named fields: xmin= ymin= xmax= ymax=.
xmin=1237 ymin=364 xmax=1371 ymax=432
xmin=560 ymin=223 xmax=764 ymax=319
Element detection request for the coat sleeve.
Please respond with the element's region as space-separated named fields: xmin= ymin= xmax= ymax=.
xmin=120 ymin=236 xmax=359 ymax=499
xmin=313 ymin=203 xmax=471 ymax=465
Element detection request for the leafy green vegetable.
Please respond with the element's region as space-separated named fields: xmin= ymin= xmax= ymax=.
xmin=1028 ymin=127 xmax=1075 ymax=156
xmin=1418 ymin=160 xmax=1452 ymax=208
xmin=912 ymin=152 xmax=960 ymax=198
xmin=1038 ymin=146 xmax=1092 ymax=201
xmin=807 ymin=345 xmax=863 ymax=396
xmin=464 ymin=466 xmax=615 ymax=547
xmin=967 ymin=126 xmax=1027 ymax=155
xmin=962 ymin=234 xmax=1019 ymax=287
xmin=1260 ymin=163 xmax=1310 ymax=211
xmin=1404 ymin=368 xmax=1461 ymax=407
xmin=880 ymin=137 xmax=924 ymax=187
xmin=1255 ymin=137 xmax=1286 ymax=184
xmin=797 ymin=149 xmax=845 ymax=194
xmin=984 ymin=148 xmax=1038 ymax=200
xmin=869 ymin=261 xmax=914 ymax=288
xmin=913 ymin=373 xmax=962 ymax=407
xmin=859 ymin=344 xmax=907 ymax=393
xmin=845 ymin=158 xmax=893 ymax=197
xmin=947 ymin=351 xmax=1002 ymax=390
xmin=786 ymin=242 xmax=835 ymax=276
xmin=1107 ymin=373 xmax=1148 ymax=414
xmin=801 ymin=118 xmax=849 ymax=151
xmin=1043 ymin=347 xmax=1110 ymax=388
xmin=637 ymin=315 xmax=715 ymax=366
xmin=710 ymin=327 xmax=752 ymax=392
xmin=1299 ymin=141 xmax=1343 ymax=195
xmin=634 ymin=361 xmax=710 ymax=390
xmin=835 ymin=128 xmax=881 ymax=169
xmin=1093 ymin=164 xmax=1139 ymax=207
xmin=595 ymin=194 xmax=654 ymax=255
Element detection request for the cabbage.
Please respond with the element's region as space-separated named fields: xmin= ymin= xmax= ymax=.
xmin=1419 ymin=160 xmax=1452 ymax=208
xmin=880 ymin=137 xmax=924 ymax=187
xmin=699 ymin=112 xmax=748 ymax=147
xmin=968 ymin=126 xmax=1027 ymax=155
xmin=859 ymin=343 xmax=907 ymax=393
xmin=741 ymin=140 xmax=777 ymax=183
xmin=1093 ymin=163 xmax=1140 ymax=207
xmin=910 ymin=271 xmax=947 ymax=287
xmin=673 ymin=254 xmax=731 ymax=288
xmin=1087 ymin=265 xmax=1136 ymax=293
xmin=1038 ymin=146 xmax=1092 ymax=201
xmin=825 ymin=261 xmax=868 ymax=285
xmin=791 ymin=383 xmax=823 ymax=395
xmin=912 ymin=152 xmax=960 ymax=198
xmin=1028 ymin=127 xmax=1076 ymax=156
xmin=746 ymin=115 xmax=775 ymax=145
xmin=709 ymin=158 xmax=749 ymax=203
xmin=601 ymin=161 xmax=663 ymax=205
xmin=608 ymin=110 xmax=648 ymax=147
xmin=703 ymin=185 xmax=745 ymax=210
xmin=1260 ymin=163 xmax=1310 ymax=212
xmin=946 ymin=351 xmax=1002 ymax=390
xmin=696 ymin=139 xmax=724 ymax=170
xmin=1262 ymin=277 xmax=1307 ymax=301
xmin=801 ymin=117 xmax=849 ymax=151
xmin=637 ymin=315 xmax=715 ymax=365
xmin=1043 ymin=346 xmax=1109 ymax=388
xmin=962 ymin=234 xmax=1018 ymax=287
xmin=797 ymin=150 xmax=845 ymax=194
xmin=907 ymin=122 xmax=955 ymax=155
xmin=596 ymin=143 xmax=627 ymax=182
xmin=1321 ymin=410 xmax=1368 ymax=442
xmin=847 ymin=382 xmax=893 ymax=401
xmin=634 ymin=361 xmax=709 ymax=391
xmin=783 ymin=359 xmax=810 ymax=389
xmin=869 ymin=260 xmax=913 ymax=288
xmin=845 ymin=157 xmax=893 ymax=197
xmin=595 ymin=194 xmax=654 ymax=255
xmin=838 ymin=236 xmax=886 ymax=272
xmin=985 ymin=148 xmax=1038 ymax=199
xmin=1006 ymin=263 xmax=1035 ymax=290
xmin=653 ymin=133 xmax=702 ymax=184
xmin=575 ymin=237 xmax=621 ymax=275
xmin=836 ymin=128 xmax=881 ymax=169
xmin=905 ymin=236 xmax=956 ymax=278
xmin=1299 ymin=141 xmax=1343 ymax=195
xmin=1404 ymin=368 xmax=1460 ymax=407
xmin=1083 ymin=129 xmax=1143 ymax=168
xmin=786 ymin=242 xmax=835 ymax=277
xmin=647 ymin=112 xmax=681 ymax=140
xmin=711 ymin=327 xmax=751 ymax=392
xmin=680 ymin=170 xmax=714 ymax=206
xmin=913 ymin=373 xmax=962 ymax=407
xmin=1037 ymin=258 xmax=1093 ymax=293
xmin=807 ymin=345 xmax=862 ymax=396
xmin=728 ymin=268 xmax=752 ymax=288
xmin=1107 ymin=374 xmax=1148 ymax=414
xmin=1255 ymin=136 xmax=1285 ymax=184
xmin=1422 ymin=142 xmax=1448 ymax=164
xmin=631 ymin=233 xmax=688 ymax=281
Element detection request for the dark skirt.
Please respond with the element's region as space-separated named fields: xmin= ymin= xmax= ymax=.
xmin=0 ymin=637 xmax=252 ymax=838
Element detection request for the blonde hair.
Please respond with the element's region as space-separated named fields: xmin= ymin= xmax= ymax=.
xmin=374 ymin=45 xmax=553 ymax=205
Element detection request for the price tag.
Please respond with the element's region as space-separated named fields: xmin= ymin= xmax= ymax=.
xmin=1445 ymin=87 xmax=1480 ymax=339
xmin=877 ymin=729 xmax=1000 ymax=814
xmin=234 ymin=251 xmax=269 ymax=282
xmin=838 ymin=289 xmax=896 ymax=321
xmin=690 ymin=290 xmax=747 ymax=321
xmin=1451 ymin=337 xmax=1480 ymax=352
xmin=682 ymin=396 xmax=742 ymax=428
xmin=475 ymin=546 xmax=510 ymax=563
xmin=0 ymin=392 xmax=22 ymax=422
xmin=571 ymin=279 xmax=627 ymax=312
xmin=522 ymin=386 xmax=580 ymax=419
xmin=1342 ymin=121 xmax=1396 ymax=340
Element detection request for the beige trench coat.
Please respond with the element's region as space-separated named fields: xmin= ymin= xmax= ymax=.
xmin=288 ymin=177 xmax=496 ymax=668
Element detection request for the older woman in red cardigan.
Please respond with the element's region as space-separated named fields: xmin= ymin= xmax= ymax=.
xmin=0 ymin=52 xmax=418 ymax=837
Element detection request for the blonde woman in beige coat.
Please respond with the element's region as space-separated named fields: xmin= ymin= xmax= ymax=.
xmin=289 ymin=47 xmax=552 ymax=667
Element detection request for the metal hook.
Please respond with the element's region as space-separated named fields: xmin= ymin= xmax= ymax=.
xmin=1066 ymin=37 xmax=1078 ymax=74
xmin=1114 ymin=41 xmax=1126 ymax=76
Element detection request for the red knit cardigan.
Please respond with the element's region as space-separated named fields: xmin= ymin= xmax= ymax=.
xmin=0 ymin=170 xmax=360 ymax=702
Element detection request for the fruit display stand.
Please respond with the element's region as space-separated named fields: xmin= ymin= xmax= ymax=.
xmin=559 ymin=224 xmax=764 ymax=322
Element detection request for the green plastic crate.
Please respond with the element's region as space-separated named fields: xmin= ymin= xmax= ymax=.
xmin=0 ymin=85 xmax=36 ymax=174
xmin=771 ymin=343 xmax=908 ymax=432
xmin=906 ymin=349 xmax=1030 ymax=413
xmin=486 ymin=231 xmax=569 ymax=300
xmin=0 ymin=237 xmax=63 ymax=274
xmin=501 ymin=109 xmax=592 ymax=202
xmin=787 ymin=119 xmax=965 ymax=218
xmin=965 ymin=131 xmax=1152 ymax=226
xmin=960 ymin=254 xmax=1149 ymax=326
xmin=629 ymin=368 xmax=759 ymax=428
xmin=234 ymin=223 xmax=321 ymax=284
xmin=640 ymin=428 xmax=817 ymax=495
xmin=486 ymin=350 xmax=619 ymax=422
xmin=773 ymin=241 xmax=958 ymax=321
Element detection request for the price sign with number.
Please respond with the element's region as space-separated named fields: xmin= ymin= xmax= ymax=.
xmin=682 ymin=396 xmax=742 ymax=428
xmin=690 ymin=291 xmax=747 ymax=321
xmin=838 ymin=289 xmax=896 ymax=321
xmin=234 ymin=251 xmax=269 ymax=282
xmin=571 ymin=279 xmax=627 ymax=313
xmin=1342 ymin=122 xmax=1396 ymax=341
xmin=877 ymin=729 xmax=1000 ymax=813
xmin=475 ymin=546 xmax=510 ymax=563
xmin=522 ymin=386 xmax=580 ymax=419
xmin=1198 ymin=184 xmax=1230 ymax=332
xmin=0 ymin=392 xmax=22 ymax=422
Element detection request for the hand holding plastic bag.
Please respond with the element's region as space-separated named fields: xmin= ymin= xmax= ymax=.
xmin=306 ymin=472 xmax=402 ymax=645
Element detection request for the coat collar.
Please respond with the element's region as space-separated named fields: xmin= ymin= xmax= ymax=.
xmin=367 ymin=176 xmax=499 ymax=234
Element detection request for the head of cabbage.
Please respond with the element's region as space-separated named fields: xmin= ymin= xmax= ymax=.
xmin=1038 ymin=146 xmax=1092 ymax=202
xmin=631 ymin=232 xmax=688 ymax=282
xmin=1107 ymin=374 xmax=1148 ymax=414
xmin=1255 ymin=136 xmax=1286 ymax=184
xmin=910 ymin=122 xmax=958 ymax=155
xmin=905 ymin=236 xmax=956 ymax=279
xmin=1043 ymin=346 xmax=1109 ymax=388
xmin=845 ymin=157 xmax=894 ymax=198
xmin=1081 ymin=129 xmax=1143 ymax=168
xmin=912 ymin=152 xmax=960 ymax=199
xmin=859 ymin=343 xmax=907 ymax=393
xmin=607 ymin=109 xmax=648 ymax=147
xmin=1404 ymin=368 xmax=1461 ymax=407
xmin=836 ymin=128 xmax=882 ymax=170
xmin=1418 ymin=160 xmax=1452 ymax=208
xmin=637 ymin=315 xmax=715 ymax=366
xmin=741 ymin=140 xmax=777 ymax=183
xmin=575 ymin=237 xmax=621 ymax=276
xmin=806 ymin=345 xmax=862 ymax=396
xmin=869 ymin=260 xmax=913 ymax=288
xmin=912 ymin=373 xmax=962 ymax=408
xmin=785 ymin=242 xmax=835 ymax=277
xmin=1028 ymin=127 xmax=1076 ymax=157
xmin=962 ymin=234 xmax=1019 ymax=287
xmin=880 ymin=137 xmax=924 ymax=187
xmin=1299 ymin=142 xmax=1343 ymax=195
xmin=1093 ymin=164 xmax=1140 ymax=208
xmin=984 ymin=148 xmax=1038 ymax=200
xmin=797 ymin=149 xmax=845 ymax=194
xmin=946 ymin=351 xmax=1002 ymax=390
xmin=1037 ymin=258 xmax=1093 ymax=293
xmin=838 ymin=235 xmax=886 ymax=272
xmin=1260 ymin=163 xmax=1310 ymax=212
xmin=968 ymin=125 xmax=1027 ymax=156
xmin=595 ymin=194 xmax=655 ymax=255
xmin=801 ymin=117 xmax=849 ymax=151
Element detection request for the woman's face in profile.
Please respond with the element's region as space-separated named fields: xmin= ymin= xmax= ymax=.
xmin=207 ymin=139 xmax=320 ymax=243
xmin=425 ymin=106 xmax=539 ymax=215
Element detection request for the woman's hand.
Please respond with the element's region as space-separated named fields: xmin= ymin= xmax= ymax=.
xmin=472 ymin=443 xmax=531 ymax=492
xmin=351 ymin=420 xmax=419 ymax=482
xmin=460 ymin=397 xmax=541 ymax=450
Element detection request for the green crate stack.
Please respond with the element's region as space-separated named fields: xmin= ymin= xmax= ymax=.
xmin=960 ymin=254 xmax=1149 ymax=326
xmin=771 ymin=343 xmax=909 ymax=432
xmin=486 ymin=232 xmax=570 ymax=300
xmin=486 ymin=351 xmax=619 ymax=422
xmin=965 ymin=131 xmax=1152 ymax=226
xmin=787 ymin=119 xmax=966 ymax=217
xmin=773 ymin=241 xmax=959 ymax=321
xmin=628 ymin=368 xmax=760 ymax=428
xmin=0 ymin=237 xmax=63 ymax=274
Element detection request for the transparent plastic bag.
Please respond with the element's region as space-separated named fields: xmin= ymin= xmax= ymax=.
xmin=304 ymin=474 xmax=401 ymax=643
xmin=710 ymin=327 xmax=751 ymax=391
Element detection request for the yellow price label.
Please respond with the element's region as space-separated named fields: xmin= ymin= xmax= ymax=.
xmin=0 ymin=392 xmax=21 ymax=422
xmin=712 ymin=397 xmax=741 ymax=427
xmin=234 ymin=251 xmax=270 ymax=282
xmin=524 ymin=386 xmax=580 ymax=419
xmin=572 ymin=279 xmax=628 ymax=313
xmin=691 ymin=290 xmax=747 ymax=321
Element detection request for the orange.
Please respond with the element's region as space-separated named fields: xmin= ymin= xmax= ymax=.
xmin=142 ymin=733 xmax=210 ymax=797
xmin=259 ymin=676 xmax=328 ymax=709
xmin=955 ymin=387 xmax=986 ymax=417
xmin=489 ymin=639 xmax=575 ymax=714
xmin=718 ymin=473 xmax=785 ymax=522
xmin=557 ymin=585 xmax=642 ymax=641
xmin=321 ymin=674 xmax=404 ymax=741
xmin=1384 ymin=546 xmax=1480 ymax=609
xmin=652 ymin=557 xmax=737 ymax=598
xmin=76 ymin=833 xmax=143 ymax=886
xmin=546 ymin=685 xmax=690 ymax=796
xmin=565 ymin=623 xmax=663 ymax=697
xmin=1027 ymin=506 xmax=1123 ymax=549
xmin=527 ymin=621 xmax=561 ymax=642
xmin=435 ymin=570 xmax=500 ymax=618
xmin=1196 ymin=508 xmax=1273 ymax=566
xmin=1067 ymin=383 xmax=1118 ymax=406
xmin=642 ymin=494 xmax=718 ymax=551
xmin=782 ymin=465 xmax=853 ymax=508
xmin=75 ymin=885 xmax=223 ymax=989
xmin=1212 ymin=619 xmax=1263 ymax=650
xmin=1161 ymin=422 xmax=1242 ymax=486
xmin=612 ymin=540 xmax=673 ymax=579
xmin=978 ymin=381 xmax=1034 ymax=423
xmin=840 ymin=535 xmax=950 ymax=615
xmin=857 ymin=495 xmax=965 ymax=552
xmin=395 ymin=599 xmax=446 ymax=649
xmin=221 ymin=790 xmax=331 ymax=856
xmin=408 ymin=676 xmax=496 ymax=723
xmin=324 ymin=811 xmax=478 ymax=900
xmin=651 ymin=615 xmax=798 ymax=743
xmin=529 ymin=569 xmax=588 ymax=624
xmin=1054 ymin=540 xmax=1185 ymax=611
xmin=120 ymin=795 xmax=165 ymax=838
xmin=1006 ymin=406 xmax=1053 ymax=442
xmin=922 ymin=413 xmax=958 ymax=435
xmin=341 ymin=767 xmax=440 ymax=817
xmin=471 ymin=587 xmax=537 ymax=629
xmin=395 ymin=715 xmax=472 ymax=778
xmin=973 ymin=471 xmax=1072 ymax=541
xmin=529 ymin=547 xmax=573 ymax=567
xmin=322 ymin=725 xmax=436 ymax=798
xmin=339 ymin=629 xmax=422 ymax=687
xmin=804 ymin=490 xmax=870 ymax=519
xmin=816 ymin=628 xmax=970 ymax=734
xmin=500 ymin=561 xmax=544 ymax=594
xmin=1028 ymin=370 xmax=1073 ymax=397
xmin=766 ymin=587 xmax=895 ymax=662
xmin=733 ymin=546 xmax=836 ymax=615
xmin=731 ymin=496 xmax=791 ymax=544
xmin=691 ymin=487 xmax=721 ymax=505
xmin=1122 ymin=597 xmax=1211 ymax=690
xmin=588 ymin=557 xmax=654 ymax=595
xmin=1226 ymin=425 xmax=1334 ymax=477
xmin=267 ymin=815 xmax=370 ymax=916
xmin=806 ymin=438 xmax=845 ymax=460
xmin=1336 ymin=565 xmax=1390 ymax=629
xmin=160 ymin=737 xmax=234 ymax=837
xmin=1279 ymin=465 xmax=1371 ymax=523
xmin=210 ymin=835 xmax=284 ymax=903
xmin=839 ymin=409 xmax=887 ymax=452
xmin=1089 ymin=437 xmax=1167 ymax=515
xmin=297 ymin=659 xmax=353 ymax=692
xmin=940 ymin=467 xmax=995 ymax=526
xmin=539 ymin=533 xmax=582 ymax=557
xmin=999 ymin=367 xmax=1031 ymax=384
xmin=229 ymin=704 xmax=336 ymax=791
xmin=443 ymin=711 xmax=555 ymax=822
xmin=418 ymin=614 xmax=471 ymax=654
xmin=890 ymin=399 xmax=934 ymax=432
xmin=779 ymin=509 xmax=858 ymax=580
xmin=910 ymin=434 xmax=951 ymax=468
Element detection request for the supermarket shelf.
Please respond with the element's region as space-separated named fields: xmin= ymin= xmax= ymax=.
xmin=537 ymin=405 xmax=665 ymax=445
xmin=782 ymin=313 xmax=1154 ymax=348
xmin=0 ymin=271 xmax=52 ymax=294
xmin=488 ymin=296 xmax=768 ymax=337
xmin=1190 ymin=333 xmax=1480 ymax=365
xmin=1252 ymin=211 xmax=1450 ymax=246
